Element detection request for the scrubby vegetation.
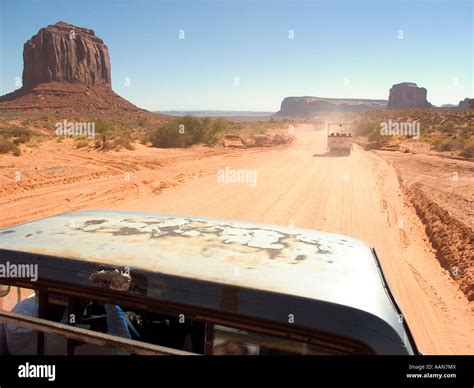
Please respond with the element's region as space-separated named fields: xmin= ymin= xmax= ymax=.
xmin=0 ymin=113 xmax=299 ymax=153
xmin=141 ymin=116 xmax=228 ymax=148
xmin=225 ymin=117 xmax=297 ymax=135
xmin=93 ymin=118 xmax=134 ymax=151
xmin=0 ymin=136 xmax=21 ymax=156
xmin=2 ymin=126 xmax=33 ymax=143
xmin=353 ymin=120 xmax=380 ymax=138
xmin=0 ymin=126 xmax=34 ymax=155
xmin=74 ymin=136 xmax=90 ymax=149
xmin=350 ymin=109 xmax=474 ymax=158
xmin=139 ymin=116 xmax=298 ymax=148
xmin=459 ymin=141 xmax=474 ymax=158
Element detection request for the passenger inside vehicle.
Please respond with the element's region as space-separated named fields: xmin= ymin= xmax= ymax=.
xmin=4 ymin=292 xmax=131 ymax=355
xmin=123 ymin=310 xmax=205 ymax=353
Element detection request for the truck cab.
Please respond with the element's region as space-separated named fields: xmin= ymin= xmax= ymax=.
xmin=327 ymin=123 xmax=353 ymax=155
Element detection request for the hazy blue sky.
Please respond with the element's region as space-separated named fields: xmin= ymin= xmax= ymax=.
xmin=0 ymin=0 xmax=472 ymax=111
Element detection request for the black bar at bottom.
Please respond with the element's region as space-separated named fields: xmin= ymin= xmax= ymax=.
xmin=0 ymin=356 xmax=472 ymax=387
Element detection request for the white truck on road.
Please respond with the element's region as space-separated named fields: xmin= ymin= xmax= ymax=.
xmin=327 ymin=123 xmax=353 ymax=155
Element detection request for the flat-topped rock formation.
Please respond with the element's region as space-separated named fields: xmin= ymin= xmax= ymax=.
xmin=387 ymin=82 xmax=432 ymax=109
xmin=275 ymin=96 xmax=387 ymax=117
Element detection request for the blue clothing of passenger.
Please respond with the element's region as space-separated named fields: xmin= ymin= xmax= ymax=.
xmin=5 ymin=294 xmax=131 ymax=355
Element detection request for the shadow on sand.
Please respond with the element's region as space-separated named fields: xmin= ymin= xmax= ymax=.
xmin=312 ymin=151 xmax=351 ymax=158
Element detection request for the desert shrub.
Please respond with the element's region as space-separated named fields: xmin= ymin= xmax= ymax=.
xmin=0 ymin=136 xmax=21 ymax=155
xmin=145 ymin=116 xmax=229 ymax=148
xmin=94 ymin=118 xmax=118 ymax=135
xmin=432 ymin=137 xmax=461 ymax=152
xmin=94 ymin=133 xmax=134 ymax=151
xmin=137 ymin=118 xmax=148 ymax=127
xmin=17 ymin=134 xmax=30 ymax=144
xmin=458 ymin=128 xmax=470 ymax=142
xmin=1 ymin=126 xmax=32 ymax=143
xmin=205 ymin=117 xmax=228 ymax=144
xmin=368 ymin=127 xmax=385 ymax=143
xmin=354 ymin=120 xmax=378 ymax=136
xmin=460 ymin=141 xmax=474 ymax=158
xmin=26 ymin=135 xmax=47 ymax=149
xmin=145 ymin=120 xmax=185 ymax=148
xmin=94 ymin=136 xmax=109 ymax=150
xmin=249 ymin=125 xmax=268 ymax=134
xmin=92 ymin=118 xmax=134 ymax=151
xmin=139 ymin=132 xmax=149 ymax=145
xmin=223 ymin=118 xmax=288 ymax=136
xmin=112 ymin=135 xmax=134 ymax=150
xmin=440 ymin=121 xmax=455 ymax=133
xmin=74 ymin=136 xmax=89 ymax=149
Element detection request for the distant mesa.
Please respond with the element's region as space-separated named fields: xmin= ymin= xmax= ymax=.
xmin=458 ymin=98 xmax=474 ymax=109
xmin=275 ymin=96 xmax=387 ymax=117
xmin=441 ymin=99 xmax=473 ymax=109
xmin=387 ymin=82 xmax=432 ymax=110
xmin=0 ymin=22 xmax=146 ymax=116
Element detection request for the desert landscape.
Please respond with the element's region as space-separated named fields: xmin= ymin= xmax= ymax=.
xmin=0 ymin=15 xmax=472 ymax=357
xmin=1 ymin=119 xmax=473 ymax=355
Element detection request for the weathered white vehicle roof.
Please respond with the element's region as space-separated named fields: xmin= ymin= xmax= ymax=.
xmin=0 ymin=210 xmax=417 ymax=354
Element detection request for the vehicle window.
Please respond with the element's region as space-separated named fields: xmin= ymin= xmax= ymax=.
xmin=211 ymin=325 xmax=345 ymax=355
xmin=2 ymin=287 xmax=364 ymax=355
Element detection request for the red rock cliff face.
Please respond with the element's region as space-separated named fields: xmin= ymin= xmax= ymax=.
xmin=22 ymin=22 xmax=111 ymax=89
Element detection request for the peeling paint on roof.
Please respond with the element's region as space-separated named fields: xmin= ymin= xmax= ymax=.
xmin=0 ymin=210 xmax=393 ymax=317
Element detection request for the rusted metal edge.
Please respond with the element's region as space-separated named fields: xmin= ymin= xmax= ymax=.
xmin=0 ymin=309 xmax=197 ymax=356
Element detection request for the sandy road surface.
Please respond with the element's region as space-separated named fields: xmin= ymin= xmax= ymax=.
xmin=0 ymin=125 xmax=472 ymax=354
